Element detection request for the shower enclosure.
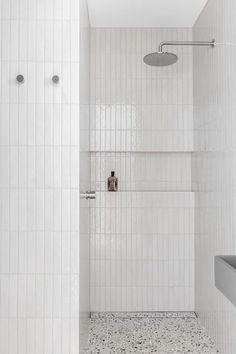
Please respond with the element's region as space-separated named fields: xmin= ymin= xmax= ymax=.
xmin=1 ymin=0 xmax=236 ymax=353
xmin=90 ymin=27 xmax=194 ymax=313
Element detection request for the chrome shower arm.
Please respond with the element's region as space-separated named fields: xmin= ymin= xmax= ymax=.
xmin=158 ymin=40 xmax=215 ymax=52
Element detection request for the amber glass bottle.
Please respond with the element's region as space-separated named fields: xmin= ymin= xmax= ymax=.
xmin=107 ymin=171 xmax=118 ymax=192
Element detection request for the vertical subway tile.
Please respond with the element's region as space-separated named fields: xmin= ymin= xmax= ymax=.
xmin=90 ymin=28 xmax=194 ymax=312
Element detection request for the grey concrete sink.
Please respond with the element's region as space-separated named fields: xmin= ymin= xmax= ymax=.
xmin=215 ymin=255 xmax=236 ymax=307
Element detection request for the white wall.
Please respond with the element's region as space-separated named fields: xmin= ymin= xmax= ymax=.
xmin=193 ymin=0 xmax=236 ymax=352
xmin=90 ymin=28 xmax=194 ymax=312
xmin=79 ymin=0 xmax=91 ymax=351
xmin=0 ymin=0 xmax=90 ymax=352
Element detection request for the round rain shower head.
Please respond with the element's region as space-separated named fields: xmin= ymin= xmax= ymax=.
xmin=143 ymin=51 xmax=178 ymax=67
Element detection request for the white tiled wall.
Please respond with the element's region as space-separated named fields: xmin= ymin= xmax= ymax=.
xmin=193 ymin=0 xmax=236 ymax=352
xmin=0 ymin=0 xmax=90 ymax=353
xmin=91 ymin=152 xmax=192 ymax=191
xmin=90 ymin=28 xmax=194 ymax=311
xmin=91 ymin=192 xmax=194 ymax=311
xmin=79 ymin=0 xmax=91 ymax=350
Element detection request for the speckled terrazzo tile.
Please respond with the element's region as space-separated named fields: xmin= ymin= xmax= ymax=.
xmin=85 ymin=313 xmax=218 ymax=354
xmin=91 ymin=311 xmax=197 ymax=319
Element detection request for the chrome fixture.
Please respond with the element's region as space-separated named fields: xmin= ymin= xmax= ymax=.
xmin=143 ymin=39 xmax=215 ymax=67
xmin=16 ymin=74 xmax=24 ymax=84
xmin=52 ymin=75 xmax=60 ymax=84
xmin=80 ymin=191 xmax=96 ymax=200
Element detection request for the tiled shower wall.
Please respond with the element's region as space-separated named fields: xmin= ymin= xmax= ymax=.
xmin=90 ymin=28 xmax=194 ymax=312
xmin=0 ymin=0 xmax=90 ymax=352
xmin=79 ymin=0 xmax=91 ymax=350
xmin=193 ymin=0 xmax=236 ymax=353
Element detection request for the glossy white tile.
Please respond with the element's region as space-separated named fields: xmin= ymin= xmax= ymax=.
xmin=90 ymin=28 xmax=194 ymax=312
xmin=0 ymin=0 xmax=90 ymax=352
xmin=193 ymin=1 xmax=236 ymax=353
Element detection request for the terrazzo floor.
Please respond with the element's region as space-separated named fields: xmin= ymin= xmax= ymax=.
xmin=85 ymin=312 xmax=219 ymax=354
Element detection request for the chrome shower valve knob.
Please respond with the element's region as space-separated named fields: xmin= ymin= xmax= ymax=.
xmin=16 ymin=74 xmax=24 ymax=84
xmin=52 ymin=75 xmax=60 ymax=84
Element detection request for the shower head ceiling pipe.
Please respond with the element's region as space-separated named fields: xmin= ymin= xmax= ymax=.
xmin=143 ymin=39 xmax=215 ymax=67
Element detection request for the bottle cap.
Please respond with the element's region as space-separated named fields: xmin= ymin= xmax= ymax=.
xmin=111 ymin=171 xmax=115 ymax=177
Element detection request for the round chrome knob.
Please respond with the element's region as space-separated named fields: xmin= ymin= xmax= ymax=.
xmin=52 ymin=75 xmax=60 ymax=84
xmin=16 ymin=74 xmax=24 ymax=84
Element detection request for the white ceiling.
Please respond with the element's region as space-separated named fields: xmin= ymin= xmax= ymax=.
xmin=87 ymin=0 xmax=208 ymax=28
